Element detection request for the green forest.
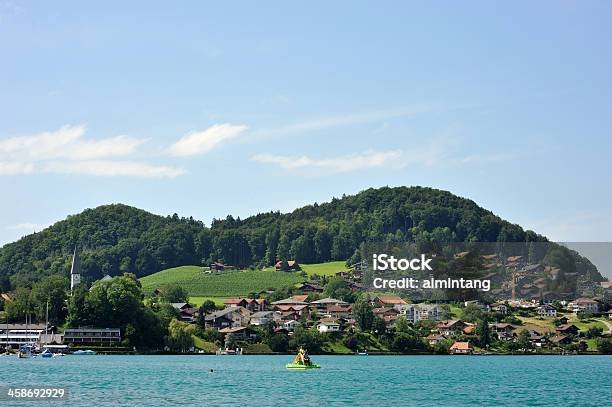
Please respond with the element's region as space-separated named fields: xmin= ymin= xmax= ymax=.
xmin=0 ymin=186 xmax=604 ymax=291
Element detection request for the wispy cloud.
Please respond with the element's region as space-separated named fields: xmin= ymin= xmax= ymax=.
xmin=252 ymin=149 xmax=442 ymax=173
xmin=168 ymin=123 xmax=248 ymax=156
xmin=253 ymin=104 xmax=436 ymax=139
xmin=0 ymin=125 xmax=186 ymax=178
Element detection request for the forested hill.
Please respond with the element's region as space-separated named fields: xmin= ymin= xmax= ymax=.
xmin=0 ymin=186 xmax=604 ymax=289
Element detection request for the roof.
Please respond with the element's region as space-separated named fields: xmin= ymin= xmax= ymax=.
xmin=291 ymin=295 xmax=309 ymax=302
xmin=0 ymin=323 xmax=49 ymax=330
xmin=318 ymin=320 xmax=340 ymax=327
xmin=436 ymin=320 xmax=466 ymax=329
xmin=492 ymin=323 xmax=515 ymax=330
xmin=170 ymin=302 xmax=192 ymax=310
xmin=219 ymin=326 xmax=252 ymax=334
xmin=571 ymin=298 xmax=598 ymax=304
xmin=550 ymin=334 xmax=570 ymax=343
xmin=274 ymin=304 xmax=308 ymax=312
xmin=327 ymin=305 xmax=352 ymax=313
xmin=271 ymin=298 xmax=308 ymax=305
xmin=311 ymin=297 xmax=348 ymax=305
xmin=0 ymin=293 xmax=12 ymax=302
xmin=205 ymin=307 xmax=248 ymax=321
xmin=450 ymin=341 xmax=472 ymax=350
xmin=556 ymin=324 xmax=578 ymax=331
xmin=250 ymin=311 xmax=273 ymax=318
xmin=375 ymin=296 xmax=407 ymax=305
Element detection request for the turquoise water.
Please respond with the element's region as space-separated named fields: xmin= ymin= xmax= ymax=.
xmin=1 ymin=355 xmax=610 ymax=406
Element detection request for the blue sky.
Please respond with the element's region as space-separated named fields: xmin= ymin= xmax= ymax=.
xmin=1 ymin=1 xmax=611 ymax=262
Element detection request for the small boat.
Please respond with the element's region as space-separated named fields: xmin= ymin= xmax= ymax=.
xmin=41 ymin=349 xmax=53 ymax=358
xmin=73 ymin=350 xmax=97 ymax=355
xmin=356 ymin=349 xmax=368 ymax=355
xmin=286 ymin=347 xmax=320 ymax=370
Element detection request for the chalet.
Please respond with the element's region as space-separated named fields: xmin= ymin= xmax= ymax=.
xmin=291 ymin=295 xmax=309 ymax=302
xmin=271 ymin=298 xmax=309 ymax=306
xmin=273 ymin=304 xmax=309 ymax=320
xmin=490 ymin=302 xmax=509 ymax=315
xmin=555 ymin=324 xmax=579 ymax=336
xmin=224 ymin=298 xmax=269 ymax=312
xmin=567 ymin=298 xmax=599 ymax=313
xmin=63 ymin=328 xmax=121 ymax=344
xmin=536 ymin=305 xmax=557 ymax=318
xmin=170 ymin=303 xmax=197 ymax=322
xmin=436 ymin=320 xmax=468 ymax=336
xmin=557 ymin=316 xmax=569 ymax=325
xmin=310 ymin=297 xmax=348 ymax=311
xmin=249 ymin=311 xmax=274 ymax=326
xmin=275 ymin=260 xmax=300 ymax=272
xmin=218 ymin=326 xmax=257 ymax=341
xmin=373 ymin=307 xmax=400 ymax=318
xmin=426 ymin=334 xmax=447 ymax=345
xmin=550 ymin=334 xmax=572 ymax=346
xmin=297 ymin=282 xmax=323 ymax=292
xmin=317 ymin=320 xmax=341 ymax=333
xmin=326 ymin=304 xmax=353 ymax=319
xmin=383 ymin=315 xmax=399 ymax=327
xmin=449 ymin=341 xmax=473 ymax=355
xmin=529 ymin=335 xmax=547 ymax=347
xmin=373 ymin=296 xmax=407 ymax=307
xmin=491 ymin=323 xmax=515 ymax=341
xmin=205 ymin=307 xmax=250 ymax=329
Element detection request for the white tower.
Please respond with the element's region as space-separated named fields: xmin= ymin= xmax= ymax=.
xmin=70 ymin=246 xmax=81 ymax=291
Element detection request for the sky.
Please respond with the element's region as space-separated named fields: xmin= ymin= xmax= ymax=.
xmin=0 ymin=2 xmax=611 ymax=275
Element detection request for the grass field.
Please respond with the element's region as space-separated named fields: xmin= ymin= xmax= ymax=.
xmin=261 ymin=261 xmax=348 ymax=276
xmin=140 ymin=265 xmax=303 ymax=298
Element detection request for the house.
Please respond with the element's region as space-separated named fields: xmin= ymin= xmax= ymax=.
xmin=555 ymin=324 xmax=579 ymax=336
xmin=373 ymin=296 xmax=407 ymax=307
xmin=0 ymin=323 xmax=52 ymax=347
xmin=426 ymin=334 xmax=447 ymax=345
xmin=282 ymin=320 xmax=299 ymax=332
xmin=271 ymin=297 xmax=309 ymax=306
xmin=557 ymin=316 xmax=569 ymax=325
xmin=373 ymin=307 xmax=400 ymax=318
xmin=205 ymin=307 xmax=250 ymax=329
xmin=291 ymin=295 xmax=309 ymax=302
xmin=436 ymin=320 xmax=468 ymax=336
xmin=536 ymin=305 xmax=557 ymax=318
xmin=310 ymin=297 xmax=349 ymax=311
xmin=63 ymin=328 xmax=121 ymax=344
xmin=550 ymin=334 xmax=572 ymax=346
xmin=491 ymin=323 xmax=515 ymax=341
xmin=490 ymin=302 xmax=509 ymax=315
xmin=249 ymin=311 xmax=274 ymax=326
xmin=449 ymin=341 xmax=473 ymax=355
xmin=464 ymin=300 xmax=490 ymax=312
xmin=395 ymin=304 xmax=440 ymax=324
xmin=317 ymin=319 xmax=341 ymax=333
xmin=224 ymin=298 xmax=269 ymax=312
xmin=296 ymin=282 xmax=323 ymax=292
xmin=170 ymin=303 xmax=198 ymax=322
xmin=567 ymin=298 xmax=599 ymax=313
xmin=273 ymin=304 xmax=310 ymax=320
xmin=326 ymin=304 xmax=352 ymax=319
xmin=275 ymin=260 xmax=300 ymax=271
xmin=219 ymin=326 xmax=257 ymax=341
xmin=529 ymin=335 xmax=547 ymax=347
xmin=607 ymin=309 xmax=612 ymax=320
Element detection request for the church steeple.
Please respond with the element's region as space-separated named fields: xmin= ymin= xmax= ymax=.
xmin=70 ymin=246 xmax=81 ymax=290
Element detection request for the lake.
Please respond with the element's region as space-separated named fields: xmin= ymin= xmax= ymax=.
xmin=1 ymin=355 xmax=610 ymax=406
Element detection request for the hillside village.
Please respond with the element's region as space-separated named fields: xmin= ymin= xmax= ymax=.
xmin=1 ymin=252 xmax=611 ymax=355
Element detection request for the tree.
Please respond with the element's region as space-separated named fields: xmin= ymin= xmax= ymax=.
xmin=30 ymin=275 xmax=70 ymax=324
xmin=595 ymin=338 xmax=612 ymax=354
xmin=372 ymin=317 xmax=387 ymax=336
xmin=167 ymin=319 xmax=194 ymax=352
xmin=161 ymin=284 xmax=189 ymax=303
xmin=5 ymin=287 xmax=31 ymax=322
xmin=516 ymin=329 xmax=532 ymax=352
xmin=461 ymin=303 xmax=484 ymax=323
xmin=475 ymin=316 xmax=491 ymax=348
xmin=353 ymin=295 xmax=374 ymax=331
xmin=67 ymin=284 xmax=89 ymax=326
xmin=391 ymin=332 xmax=424 ymax=353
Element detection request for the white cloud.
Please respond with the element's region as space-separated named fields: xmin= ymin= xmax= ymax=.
xmin=0 ymin=125 xmax=185 ymax=178
xmin=252 ymin=150 xmax=408 ymax=173
xmin=0 ymin=125 xmax=146 ymax=161
xmin=168 ymin=123 xmax=248 ymax=156
xmin=42 ymin=160 xmax=187 ymax=178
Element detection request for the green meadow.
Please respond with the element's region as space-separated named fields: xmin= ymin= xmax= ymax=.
xmin=139 ymin=265 xmax=304 ymax=298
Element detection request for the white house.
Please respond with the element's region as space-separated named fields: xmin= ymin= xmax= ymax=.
xmin=317 ymin=321 xmax=341 ymax=333
xmin=282 ymin=320 xmax=299 ymax=332
xmin=567 ymin=298 xmax=599 ymax=313
xmin=490 ymin=302 xmax=509 ymax=315
xmin=536 ymin=305 xmax=557 ymax=318
xmin=249 ymin=311 xmax=274 ymax=326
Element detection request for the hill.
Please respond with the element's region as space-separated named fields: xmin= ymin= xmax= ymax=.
xmin=139 ymin=266 xmax=303 ymax=298
xmin=0 ymin=186 xmax=605 ymax=292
